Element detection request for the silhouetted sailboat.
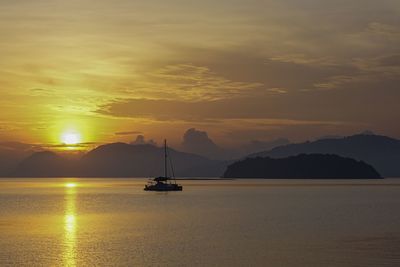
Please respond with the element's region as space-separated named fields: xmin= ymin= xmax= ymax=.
xmin=144 ymin=140 xmax=183 ymax=191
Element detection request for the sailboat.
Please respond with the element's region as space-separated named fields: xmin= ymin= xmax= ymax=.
xmin=144 ymin=140 xmax=183 ymax=191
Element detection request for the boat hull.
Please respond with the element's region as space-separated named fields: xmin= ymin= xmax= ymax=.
xmin=144 ymin=183 xmax=183 ymax=191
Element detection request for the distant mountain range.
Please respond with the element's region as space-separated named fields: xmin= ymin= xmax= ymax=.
xmin=15 ymin=151 xmax=76 ymax=177
xmin=2 ymin=133 xmax=400 ymax=178
xmin=249 ymin=134 xmax=400 ymax=177
xmin=11 ymin=143 xmax=227 ymax=177
xmin=79 ymin=143 xmax=223 ymax=177
xmin=223 ymin=154 xmax=381 ymax=179
xmin=0 ymin=142 xmax=34 ymax=176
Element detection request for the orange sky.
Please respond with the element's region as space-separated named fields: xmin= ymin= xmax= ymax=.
xmin=0 ymin=0 xmax=399 ymax=149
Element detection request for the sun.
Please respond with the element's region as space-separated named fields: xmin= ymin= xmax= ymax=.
xmin=61 ymin=132 xmax=81 ymax=145
xmin=65 ymin=183 xmax=77 ymax=188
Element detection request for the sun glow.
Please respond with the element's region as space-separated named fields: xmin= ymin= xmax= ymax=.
xmin=61 ymin=132 xmax=81 ymax=145
xmin=65 ymin=183 xmax=77 ymax=188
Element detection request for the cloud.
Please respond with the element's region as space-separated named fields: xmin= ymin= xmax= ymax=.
xmin=130 ymin=135 xmax=157 ymax=146
xmin=179 ymin=127 xmax=291 ymax=159
xmin=269 ymin=54 xmax=337 ymax=66
xmin=364 ymin=22 xmax=400 ymax=39
xmin=378 ymin=54 xmax=400 ymax=67
xmin=162 ymin=46 xmax=362 ymax=93
xmin=29 ymin=88 xmax=56 ymax=96
xmin=115 ymin=131 xmax=143 ymax=136
xmin=42 ymin=142 xmax=99 ymax=148
xmin=181 ymin=128 xmax=223 ymax=159
xmin=120 ymin=64 xmax=264 ymax=101
xmin=96 ymin=97 xmax=352 ymax=124
xmin=314 ymin=54 xmax=400 ymax=91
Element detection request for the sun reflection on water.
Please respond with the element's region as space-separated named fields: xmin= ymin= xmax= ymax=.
xmin=64 ymin=184 xmax=77 ymax=266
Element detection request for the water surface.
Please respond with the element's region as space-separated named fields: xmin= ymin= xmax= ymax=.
xmin=1 ymin=178 xmax=400 ymax=266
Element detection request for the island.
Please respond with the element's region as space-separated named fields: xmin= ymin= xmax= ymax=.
xmin=222 ymin=154 xmax=382 ymax=179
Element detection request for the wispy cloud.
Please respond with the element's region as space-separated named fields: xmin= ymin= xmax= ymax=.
xmin=119 ymin=64 xmax=263 ymax=101
xmin=115 ymin=131 xmax=143 ymax=136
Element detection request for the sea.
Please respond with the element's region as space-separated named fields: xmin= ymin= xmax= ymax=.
xmin=1 ymin=178 xmax=400 ymax=267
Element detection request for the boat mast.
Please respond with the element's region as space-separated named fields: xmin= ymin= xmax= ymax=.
xmin=164 ymin=139 xmax=168 ymax=178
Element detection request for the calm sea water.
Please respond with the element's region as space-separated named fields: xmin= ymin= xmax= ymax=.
xmin=1 ymin=178 xmax=400 ymax=267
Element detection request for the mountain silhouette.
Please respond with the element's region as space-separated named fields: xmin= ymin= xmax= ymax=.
xmin=0 ymin=142 xmax=35 ymax=176
xmin=79 ymin=142 xmax=217 ymax=177
xmin=0 ymin=149 xmax=23 ymax=176
xmin=10 ymin=143 xmax=225 ymax=177
xmin=249 ymin=134 xmax=400 ymax=177
xmin=5 ymin=134 xmax=400 ymax=178
xmin=13 ymin=151 xmax=76 ymax=177
xmin=223 ymin=154 xmax=381 ymax=179
xmin=239 ymin=138 xmax=291 ymax=155
xmin=180 ymin=128 xmax=291 ymax=160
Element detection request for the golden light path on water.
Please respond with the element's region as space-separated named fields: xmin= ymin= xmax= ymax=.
xmin=64 ymin=183 xmax=77 ymax=266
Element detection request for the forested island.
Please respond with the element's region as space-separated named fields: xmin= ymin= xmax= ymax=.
xmin=223 ymin=154 xmax=382 ymax=179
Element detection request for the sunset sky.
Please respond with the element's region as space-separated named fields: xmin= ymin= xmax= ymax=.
xmin=1 ymin=0 xmax=399 ymax=149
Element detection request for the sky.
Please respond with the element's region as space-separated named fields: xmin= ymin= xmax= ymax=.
xmin=0 ymin=0 xmax=399 ymax=150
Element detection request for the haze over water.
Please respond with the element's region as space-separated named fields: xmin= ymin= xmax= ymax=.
xmin=1 ymin=178 xmax=400 ymax=266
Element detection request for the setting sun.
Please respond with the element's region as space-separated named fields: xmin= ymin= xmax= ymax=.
xmin=65 ymin=183 xmax=77 ymax=188
xmin=61 ymin=132 xmax=81 ymax=145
